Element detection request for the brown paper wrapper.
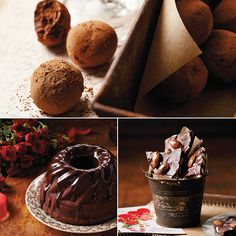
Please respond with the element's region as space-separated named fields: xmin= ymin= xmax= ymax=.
xmin=136 ymin=0 xmax=201 ymax=100
xmin=135 ymin=0 xmax=236 ymax=117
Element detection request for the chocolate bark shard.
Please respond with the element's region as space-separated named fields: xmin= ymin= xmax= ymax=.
xmin=213 ymin=216 xmax=236 ymax=236
xmin=185 ymin=147 xmax=207 ymax=177
xmin=146 ymin=151 xmax=162 ymax=169
xmin=163 ymin=148 xmax=182 ymax=178
xmin=188 ymin=136 xmax=203 ymax=157
xmin=146 ymin=151 xmax=163 ymax=176
xmin=146 ymin=127 xmax=208 ymax=179
xmin=177 ymin=126 xmax=194 ymax=154
xmin=165 ymin=127 xmax=194 ymax=155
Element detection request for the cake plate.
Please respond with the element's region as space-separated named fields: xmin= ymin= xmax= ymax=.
xmin=25 ymin=173 xmax=117 ymax=234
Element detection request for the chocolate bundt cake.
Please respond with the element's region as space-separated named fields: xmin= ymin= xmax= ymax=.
xmin=39 ymin=144 xmax=117 ymax=225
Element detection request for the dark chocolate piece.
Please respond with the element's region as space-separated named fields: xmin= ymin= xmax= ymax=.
xmin=185 ymin=147 xmax=207 ymax=177
xmin=146 ymin=127 xmax=208 ymax=179
xmin=213 ymin=216 xmax=236 ymax=236
xmin=146 ymin=151 xmax=162 ymax=169
xmin=163 ymin=148 xmax=182 ymax=178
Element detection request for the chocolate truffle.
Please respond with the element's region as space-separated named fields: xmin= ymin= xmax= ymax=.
xmin=34 ymin=0 xmax=71 ymax=47
xmin=66 ymin=20 xmax=118 ymax=68
xmin=214 ymin=0 xmax=236 ymax=33
xmin=202 ymin=29 xmax=236 ymax=83
xmin=154 ymin=57 xmax=208 ymax=103
xmin=176 ymin=0 xmax=213 ymax=45
xmin=31 ymin=59 xmax=84 ymax=115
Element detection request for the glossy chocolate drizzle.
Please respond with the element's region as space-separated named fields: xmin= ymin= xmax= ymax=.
xmin=40 ymin=144 xmax=117 ymax=210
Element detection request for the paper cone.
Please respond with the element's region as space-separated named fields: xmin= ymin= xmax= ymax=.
xmin=136 ymin=0 xmax=202 ymax=110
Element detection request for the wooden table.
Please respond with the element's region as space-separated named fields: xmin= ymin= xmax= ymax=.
xmin=0 ymin=120 xmax=117 ymax=236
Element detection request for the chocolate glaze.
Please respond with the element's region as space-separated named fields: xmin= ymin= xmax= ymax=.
xmin=39 ymin=144 xmax=117 ymax=225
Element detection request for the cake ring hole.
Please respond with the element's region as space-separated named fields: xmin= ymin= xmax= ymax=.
xmin=70 ymin=155 xmax=99 ymax=170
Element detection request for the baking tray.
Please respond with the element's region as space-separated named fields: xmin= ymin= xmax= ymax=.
xmin=93 ymin=0 xmax=236 ymax=117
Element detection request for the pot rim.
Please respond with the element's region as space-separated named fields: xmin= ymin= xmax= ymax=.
xmin=145 ymin=171 xmax=208 ymax=182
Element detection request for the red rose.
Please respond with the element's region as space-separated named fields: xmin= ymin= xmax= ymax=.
xmin=11 ymin=120 xmax=24 ymax=133
xmin=15 ymin=132 xmax=25 ymax=143
xmin=118 ymin=214 xmax=139 ymax=226
xmin=0 ymin=145 xmax=17 ymax=162
xmin=139 ymin=214 xmax=152 ymax=221
xmin=128 ymin=211 xmax=139 ymax=217
xmin=136 ymin=208 xmax=152 ymax=221
xmin=136 ymin=208 xmax=151 ymax=215
xmin=24 ymin=119 xmax=37 ymax=127
xmin=25 ymin=132 xmax=38 ymax=143
xmin=118 ymin=214 xmax=130 ymax=219
xmin=118 ymin=218 xmax=124 ymax=223
xmin=125 ymin=219 xmax=138 ymax=225
xmin=14 ymin=142 xmax=29 ymax=155
xmin=32 ymin=140 xmax=46 ymax=154
xmin=37 ymin=128 xmax=48 ymax=139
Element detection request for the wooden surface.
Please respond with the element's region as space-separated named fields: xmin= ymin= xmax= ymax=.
xmin=0 ymin=119 xmax=117 ymax=236
xmin=118 ymin=119 xmax=236 ymax=208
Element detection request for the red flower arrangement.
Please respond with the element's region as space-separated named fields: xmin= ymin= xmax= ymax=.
xmin=118 ymin=208 xmax=152 ymax=228
xmin=0 ymin=119 xmax=91 ymax=191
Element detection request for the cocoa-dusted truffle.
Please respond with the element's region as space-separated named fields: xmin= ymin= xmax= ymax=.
xmin=154 ymin=57 xmax=208 ymax=103
xmin=66 ymin=20 xmax=118 ymax=68
xmin=31 ymin=59 xmax=84 ymax=115
xmin=214 ymin=0 xmax=236 ymax=33
xmin=34 ymin=0 xmax=71 ymax=47
xmin=202 ymin=29 xmax=236 ymax=83
xmin=176 ymin=0 xmax=213 ymax=45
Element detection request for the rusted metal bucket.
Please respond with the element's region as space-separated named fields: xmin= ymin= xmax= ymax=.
xmin=146 ymin=174 xmax=206 ymax=228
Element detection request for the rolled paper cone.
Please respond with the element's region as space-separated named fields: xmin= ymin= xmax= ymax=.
xmin=135 ymin=0 xmax=201 ymax=112
xmin=138 ymin=0 xmax=201 ymax=97
xmin=0 ymin=193 xmax=9 ymax=222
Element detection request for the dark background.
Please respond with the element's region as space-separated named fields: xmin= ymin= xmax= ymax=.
xmin=119 ymin=119 xmax=236 ymax=207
